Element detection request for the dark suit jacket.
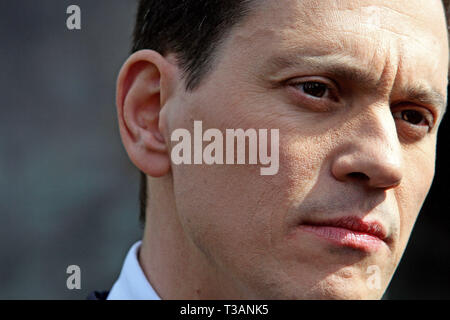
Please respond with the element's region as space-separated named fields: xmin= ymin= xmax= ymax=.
xmin=87 ymin=290 xmax=110 ymax=300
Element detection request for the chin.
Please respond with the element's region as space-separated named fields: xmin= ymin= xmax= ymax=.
xmin=250 ymin=272 xmax=385 ymax=300
xmin=299 ymin=275 xmax=385 ymax=300
xmin=265 ymin=269 xmax=387 ymax=300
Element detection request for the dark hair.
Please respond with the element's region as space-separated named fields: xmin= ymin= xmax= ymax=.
xmin=132 ymin=0 xmax=256 ymax=224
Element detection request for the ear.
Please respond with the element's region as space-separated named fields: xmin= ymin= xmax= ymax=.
xmin=116 ymin=50 xmax=177 ymax=177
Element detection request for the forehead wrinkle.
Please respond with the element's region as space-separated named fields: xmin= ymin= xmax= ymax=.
xmin=266 ymin=52 xmax=388 ymax=88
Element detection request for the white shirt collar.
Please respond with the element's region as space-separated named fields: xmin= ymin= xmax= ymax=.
xmin=107 ymin=241 xmax=161 ymax=300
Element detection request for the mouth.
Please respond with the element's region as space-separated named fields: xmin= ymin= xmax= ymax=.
xmin=297 ymin=217 xmax=389 ymax=253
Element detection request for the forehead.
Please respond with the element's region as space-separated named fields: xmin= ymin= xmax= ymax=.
xmin=234 ymin=0 xmax=448 ymax=53
xmin=219 ymin=0 xmax=449 ymax=93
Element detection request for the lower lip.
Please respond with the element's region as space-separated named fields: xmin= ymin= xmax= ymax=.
xmin=298 ymin=225 xmax=385 ymax=252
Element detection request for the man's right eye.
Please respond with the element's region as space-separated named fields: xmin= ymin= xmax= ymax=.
xmin=299 ymin=82 xmax=329 ymax=98
xmin=287 ymin=78 xmax=341 ymax=108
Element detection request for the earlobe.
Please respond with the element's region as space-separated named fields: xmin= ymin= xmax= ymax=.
xmin=116 ymin=50 xmax=176 ymax=177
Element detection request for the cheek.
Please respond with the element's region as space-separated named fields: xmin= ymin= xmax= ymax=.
xmin=167 ymin=90 xmax=328 ymax=273
xmin=169 ymin=134 xmax=330 ymax=281
xmin=395 ymin=144 xmax=435 ymax=252
xmin=167 ymin=109 xmax=280 ymax=271
xmin=278 ymin=135 xmax=329 ymax=194
xmin=171 ymin=163 xmax=284 ymax=276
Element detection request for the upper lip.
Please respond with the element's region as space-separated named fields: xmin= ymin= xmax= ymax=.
xmin=301 ymin=216 xmax=388 ymax=242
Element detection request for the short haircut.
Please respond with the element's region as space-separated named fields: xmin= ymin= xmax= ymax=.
xmin=131 ymin=0 xmax=256 ymax=224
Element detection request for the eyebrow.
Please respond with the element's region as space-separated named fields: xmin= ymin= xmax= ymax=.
xmin=404 ymin=86 xmax=447 ymax=116
xmin=265 ymin=52 xmax=447 ymax=115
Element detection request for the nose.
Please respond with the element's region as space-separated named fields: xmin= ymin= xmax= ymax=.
xmin=331 ymin=108 xmax=403 ymax=190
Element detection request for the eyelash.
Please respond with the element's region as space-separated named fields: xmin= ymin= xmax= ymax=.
xmin=288 ymin=80 xmax=435 ymax=131
xmin=290 ymin=80 xmax=338 ymax=102
xmin=391 ymin=107 xmax=434 ymax=131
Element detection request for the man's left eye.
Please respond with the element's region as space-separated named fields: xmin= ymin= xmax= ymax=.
xmin=298 ymin=82 xmax=329 ymax=98
xmin=392 ymin=109 xmax=430 ymax=127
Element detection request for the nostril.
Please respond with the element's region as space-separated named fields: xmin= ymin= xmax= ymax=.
xmin=348 ymin=172 xmax=370 ymax=181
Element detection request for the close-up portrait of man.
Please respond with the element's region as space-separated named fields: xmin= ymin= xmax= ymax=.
xmin=3 ymin=0 xmax=450 ymax=304
xmin=89 ymin=0 xmax=450 ymax=300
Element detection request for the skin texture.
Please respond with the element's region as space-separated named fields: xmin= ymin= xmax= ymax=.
xmin=117 ymin=0 xmax=449 ymax=299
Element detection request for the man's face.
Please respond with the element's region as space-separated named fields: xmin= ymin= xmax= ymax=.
xmin=162 ymin=0 xmax=448 ymax=299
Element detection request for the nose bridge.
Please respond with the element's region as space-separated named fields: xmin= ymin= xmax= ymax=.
xmin=332 ymin=105 xmax=403 ymax=189
xmin=358 ymin=50 xmax=403 ymax=177
xmin=361 ymin=105 xmax=401 ymax=160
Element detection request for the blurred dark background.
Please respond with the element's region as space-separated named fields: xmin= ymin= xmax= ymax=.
xmin=0 ymin=0 xmax=448 ymax=299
